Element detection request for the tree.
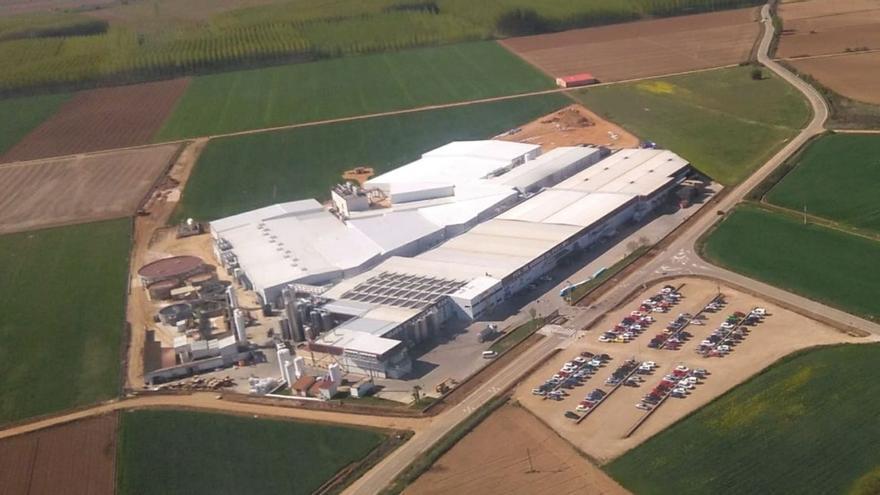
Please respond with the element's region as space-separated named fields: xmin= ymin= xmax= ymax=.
xmin=411 ymin=385 xmax=422 ymax=405
xmin=751 ymin=68 xmax=764 ymax=80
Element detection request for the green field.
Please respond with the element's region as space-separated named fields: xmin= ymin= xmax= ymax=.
xmin=607 ymin=344 xmax=880 ymax=495
xmin=766 ymin=133 xmax=880 ymax=233
xmin=0 ymin=92 xmax=69 ymax=158
xmin=0 ymin=0 xmax=763 ymax=93
xmin=703 ymin=204 xmax=880 ymax=320
xmin=155 ymin=41 xmax=552 ymax=140
xmin=176 ymin=93 xmax=569 ymax=220
xmin=116 ymin=410 xmax=385 ymax=495
xmin=0 ymin=219 xmax=131 ymax=425
xmin=576 ymin=66 xmax=811 ymax=185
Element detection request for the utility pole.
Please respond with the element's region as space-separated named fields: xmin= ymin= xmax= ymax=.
xmin=803 ymin=203 xmax=807 ymax=225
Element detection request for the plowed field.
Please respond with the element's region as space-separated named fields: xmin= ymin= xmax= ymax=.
xmin=405 ymin=404 xmax=627 ymax=495
xmin=0 ymin=143 xmax=179 ymax=234
xmin=0 ymin=414 xmax=117 ymax=495
xmin=789 ymin=51 xmax=880 ymax=105
xmin=777 ymin=0 xmax=880 ymax=58
xmin=0 ymin=78 xmax=189 ymax=163
xmin=500 ymin=8 xmax=759 ymax=82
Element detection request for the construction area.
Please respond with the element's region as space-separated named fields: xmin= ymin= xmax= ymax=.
xmin=500 ymin=7 xmax=760 ymax=82
xmin=497 ymin=104 xmax=640 ymax=150
xmin=513 ymin=277 xmax=873 ymax=462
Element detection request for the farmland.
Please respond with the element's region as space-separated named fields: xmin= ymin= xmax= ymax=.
xmin=1 ymin=78 xmax=189 ymax=162
xmin=154 ymin=41 xmax=553 ymax=140
xmin=0 ymin=414 xmax=117 ymax=495
xmin=0 ymin=0 xmax=765 ymax=93
xmin=776 ymin=0 xmax=880 ymax=59
xmin=0 ymin=144 xmax=180 ymax=234
xmin=175 ymin=93 xmax=570 ymax=220
xmin=765 ymin=133 xmax=880 ymax=233
xmin=116 ymin=409 xmax=385 ymax=495
xmin=0 ymin=219 xmax=131 ymax=425
xmin=0 ymin=92 xmax=69 ymax=158
xmin=575 ymin=66 xmax=811 ymax=184
xmin=789 ymin=52 xmax=880 ymax=106
xmin=500 ymin=7 xmax=759 ymax=82
xmin=404 ymin=404 xmax=627 ymax=495
xmin=703 ymin=205 xmax=880 ymax=320
xmin=607 ymin=344 xmax=880 ymax=495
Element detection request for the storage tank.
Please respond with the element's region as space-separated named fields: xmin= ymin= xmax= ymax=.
xmin=293 ymin=356 xmax=306 ymax=379
xmin=291 ymin=318 xmax=306 ymax=343
xmin=175 ymin=320 xmax=188 ymax=333
xmin=310 ymin=310 xmax=322 ymax=333
xmin=279 ymin=318 xmax=291 ymax=340
xmin=277 ymin=347 xmax=292 ymax=381
xmin=328 ymin=363 xmax=342 ymax=385
xmin=320 ymin=310 xmax=333 ymax=331
xmin=233 ymin=309 xmax=248 ymax=343
xmin=284 ymin=360 xmax=298 ymax=385
xmin=226 ymin=286 xmax=238 ymax=309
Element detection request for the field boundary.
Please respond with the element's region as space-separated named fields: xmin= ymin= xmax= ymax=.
xmin=777 ymin=60 xmax=880 ymax=129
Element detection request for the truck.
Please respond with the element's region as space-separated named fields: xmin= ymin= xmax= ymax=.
xmin=477 ymin=324 xmax=498 ymax=343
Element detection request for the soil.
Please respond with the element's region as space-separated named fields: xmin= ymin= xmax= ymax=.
xmin=513 ymin=277 xmax=875 ymax=463
xmin=789 ymin=51 xmax=880 ymax=105
xmin=0 ymin=78 xmax=190 ymax=163
xmin=125 ymin=138 xmax=208 ymax=388
xmin=0 ymin=143 xmax=180 ymax=234
xmin=499 ymin=8 xmax=759 ymax=82
xmin=405 ymin=404 xmax=629 ymax=495
xmin=777 ymin=0 xmax=880 ymax=58
xmin=0 ymin=413 xmax=117 ymax=495
xmin=497 ymin=104 xmax=640 ymax=150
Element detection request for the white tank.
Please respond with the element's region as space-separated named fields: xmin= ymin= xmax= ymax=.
xmin=233 ymin=309 xmax=247 ymax=343
xmin=284 ymin=360 xmax=297 ymax=385
xmin=293 ymin=356 xmax=306 ymax=379
xmin=176 ymin=320 xmax=188 ymax=333
xmin=328 ymin=363 xmax=342 ymax=385
xmin=226 ymin=286 xmax=238 ymax=309
xmin=277 ymin=348 xmax=292 ymax=381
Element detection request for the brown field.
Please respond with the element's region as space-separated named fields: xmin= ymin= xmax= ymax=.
xmin=0 ymin=143 xmax=180 ymax=234
xmin=514 ymin=277 xmax=874 ymax=463
xmin=789 ymin=51 xmax=880 ymax=104
xmin=497 ymin=104 xmax=640 ymax=151
xmin=0 ymin=414 xmax=117 ymax=495
xmin=0 ymin=0 xmax=114 ymax=16
xmin=0 ymin=78 xmax=189 ymax=163
xmin=777 ymin=0 xmax=880 ymax=58
xmin=499 ymin=8 xmax=759 ymax=82
xmin=405 ymin=403 xmax=628 ymax=495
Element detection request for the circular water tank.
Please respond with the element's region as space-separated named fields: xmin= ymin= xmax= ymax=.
xmin=138 ymin=256 xmax=205 ymax=285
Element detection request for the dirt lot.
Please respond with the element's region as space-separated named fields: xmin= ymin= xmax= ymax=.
xmin=777 ymin=0 xmax=880 ymax=58
xmin=0 ymin=414 xmax=117 ymax=495
xmin=497 ymin=104 xmax=640 ymax=150
xmin=0 ymin=78 xmax=189 ymax=163
xmin=499 ymin=8 xmax=759 ymax=82
xmin=513 ymin=277 xmax=874 ymax=463
xmin=405 ymin=403 xmax=628 ymax=495
xmin=0 ymin=143 xmax=180 ymax=234
xmin=789 ymin=51 xmax=880 ymax=104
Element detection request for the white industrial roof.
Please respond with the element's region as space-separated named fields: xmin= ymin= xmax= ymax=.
xmin=314 ymin=328 xmax=402 ymax=356
xmin=498 ymin=189 xmax=635 ymax=227
xmin=555 ymin=148 xmax=689 ymax=197
xmin=493 ymin=146 xmax=603 ymax=191
xmin=450 ymin=276 xmax=502 ymax=301
xmin=422 ymin=140 xmax=539 ymax=162
xmin=347 ymin=210 xmax=443 ymax=253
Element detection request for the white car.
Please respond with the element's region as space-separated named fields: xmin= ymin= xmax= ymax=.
xmin=678 ymin=380 xmax=695 ymax=389
xmin=721 ymin=322 xmax=735 ymax=330
xmin=636 ymin=403 xmax=652 ymax=411
xmin=589 ymin=358 xmax=602 ymax=367
xmin=717 ymin=345 xmax=731 ymax=353
xmin=598 ymin=335 xmax=612 ymax=343
xmin=642 ymin=361 xmax=657 ymax=369
xmin=671 ymin=387 xmax=688 ymax=397
xmin=674 ymin=365 xmax=689 ymax=373
xmin=753 ymin=307 xmax=767 ymax=316
xmin=574 ymin=356 xmax=587 ymax=364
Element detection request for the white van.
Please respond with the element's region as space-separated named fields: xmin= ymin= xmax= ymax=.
xmin=482 ymin=350 xmax=498 ymax=359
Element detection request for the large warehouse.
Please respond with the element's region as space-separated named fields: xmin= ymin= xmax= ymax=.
xmin=211 ymin=141 xmax=691 ymax=378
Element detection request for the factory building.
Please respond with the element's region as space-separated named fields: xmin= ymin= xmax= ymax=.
xmin=209 ymin=142 xmax=691 ymax=379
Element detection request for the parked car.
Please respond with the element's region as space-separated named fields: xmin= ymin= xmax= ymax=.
xmin=564 ymin=411 xmax=580 ymax=420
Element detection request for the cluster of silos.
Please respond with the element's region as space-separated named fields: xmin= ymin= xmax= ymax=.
xmin=276 ymin=343 xmax=306 ymax=385
xmin=280 ymin=287 xmax=334 ymax=343
xmin=400 ymin=308 xmax=441 ymax=345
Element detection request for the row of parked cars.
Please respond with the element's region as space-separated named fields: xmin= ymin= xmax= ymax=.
xmin=598 ymin=285 xmax=681 ymax=344
xmin=532 ymin=351 xmax=611 ymax=400
xmin=637 ymin=365 xmax=708 ymax=410
xmin=648 ymin=312 xmax=698 ymax=350
xmin=697 ymin=307 xmax=766 ymax=357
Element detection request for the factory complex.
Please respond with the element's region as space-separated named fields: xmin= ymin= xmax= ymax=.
xmin=211 ymin=141 xmax=692 ymax=379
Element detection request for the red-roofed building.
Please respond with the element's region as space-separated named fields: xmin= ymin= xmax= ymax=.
xmin=555 ymin=73 xmax=598 ymax=88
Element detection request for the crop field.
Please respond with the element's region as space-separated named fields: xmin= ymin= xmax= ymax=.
xmin=116 ymin=409 xmax=385 ymax=495
xmin=500 ymin=7 xmax=759 ymax=81
xmin=176 ymin=93 xmax=569 ymax=220
xmin=0 ymin=144 xmax=179 ymax=234
xmin=789 ymin=52 xmax=880 ymax=106
xmin=776 ymin=0 xmax=880 ymax=59
xmin=1 ymin=79 xmax=190 ymax=162
xmin=607 ymin=343 xmax=880 ymax=495
xmin=766 ymin=133 xmax=880 ymax=233
xmin=154 ymin=42 xmax=552 ymax=140
xmin=575 ymin=66 xmax=811 ymax=184
xmin=703 ymin=205 xmax=880 ymax=320
xmin=0 ymin=414 xmax=117 ymax=495
xmin=0 ymin=92 xmax=69 ymax=158
xmin=0 ymin=0 xmax=764 ymax=93
xmin=0 ymin=219 xmax=131 ymax=425
xmin=405 ymin=404 xmax=627 ymax=495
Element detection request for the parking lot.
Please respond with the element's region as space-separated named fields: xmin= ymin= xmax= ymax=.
xmin=514 ymin=277 xmax=870 ymax=462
